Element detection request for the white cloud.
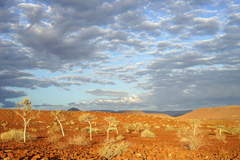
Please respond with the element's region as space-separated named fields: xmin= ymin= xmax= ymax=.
xmin=86 ymin=89 xmax=128 ymax=97
xmin=0 ymin=0 xmax=239 ymax=111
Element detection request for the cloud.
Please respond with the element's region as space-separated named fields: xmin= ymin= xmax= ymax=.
xmin=0 ymin=0 xmax=239 ymax=111
xmin=56 ymin=75 xmax=115 ymax=85
xmin=86 ymin=89 xmax=129 ymax=97
xmin=90 ymin=94 xmax=147 ymax=110
xmin=0 ymin=70 xmax=64 ymax=89
xmin=0 ymin=87 xmax=26 ymax=108
xmin=33 ymin=103 xmax=64 ymax=110
xmin=0 ymin=0 xmax=18 ymax=33
xmin=137 ymin=49 xmax=240 ymax=110
xmin=17 ymin=3 xmax=47 ymax=27
xmin=191 ymin=17 xmax=220 ymax=35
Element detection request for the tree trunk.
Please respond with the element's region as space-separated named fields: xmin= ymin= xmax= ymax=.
xmin=107 ymin=121 xmax=111 ymax=141
xmin=89 ymin=121 xmax=92 ymax=141
xmin=115 ymin=126 xmax=118 ymax=134
xmin=56 ymin=117 xmax=65 ymax=136
xmin=23 ymin=119 xmax=27 ymax=143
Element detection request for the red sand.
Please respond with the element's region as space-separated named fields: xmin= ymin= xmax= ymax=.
xmin=0 ymin=108 xmax=240 ymax=159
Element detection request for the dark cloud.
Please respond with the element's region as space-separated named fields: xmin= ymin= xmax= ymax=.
xmin=0 ymin=70 xmax=63 ymax=89
xmin=0 ymin=0 xmax=239 ymax=111
xmin=138 ymin=49 xmax=240 ymax=110
xmin=0 ymin=0 xmax=18 ymax=33
xmin=0 ymin=87 xmax=26 ymax=108
xmin=191 ymin=18 xmax=220 ymax=35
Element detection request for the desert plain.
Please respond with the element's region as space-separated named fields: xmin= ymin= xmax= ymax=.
xmin=0 ymin=105 xmax=240 ymax=160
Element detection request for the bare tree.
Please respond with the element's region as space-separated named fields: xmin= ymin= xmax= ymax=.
xmin=190 ymin=120 xmax=201 ymax=136
xmin=133 ymin=122 xmax=142 ymax=133
xmin=14 ymin=98 xmax=38 ymax=143
xmin=51 ymin=110 xmax=65 ymax=137
xmin=104 ymin=116 xmax=117 ymax=141
xmin=78 ymin=113 xmax=96 ymax=141
xmin=112 ymin=120 xmax=119 ymax=135
xmin=1 ymin=122 xmax=8 ymax=130
xmin=178 ymin=121 xmax=205 ymax=150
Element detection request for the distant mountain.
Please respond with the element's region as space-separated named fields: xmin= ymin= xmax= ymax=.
xmin=140 ymin=110 xmax=192 ymax=117
xmin=179 ymin=105 xmax=240 ymax=120
xmin=91 ymin=109 xmax=192 ymax=117
xmin=91 ymin=110 xmax=120 ymax=113
xmin=67 ymin=107 xmax=81 ymax=111
xmin=160 ymin=110 xmax=193 ymax=117
xmin=121 ymin=110 xmax=171 ymax=117
xmin=121 ymin=110 xmax=147 ymax=115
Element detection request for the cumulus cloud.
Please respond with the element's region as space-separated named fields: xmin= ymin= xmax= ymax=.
xmin=0 ymin=0 xmax=239 ymax=111
xmin=86 ymin=89 xmax=129 ymax=97
xmin=56 ymin=75 xmax=115 ymax=85
xmin=90 ymin=94 xmax=146 ymax=110
xmin=0 ymin=87 xmax=26 ymax=108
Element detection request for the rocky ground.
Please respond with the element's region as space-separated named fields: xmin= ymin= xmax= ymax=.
xmin=0 ymin=109 xmax=240 ymax=159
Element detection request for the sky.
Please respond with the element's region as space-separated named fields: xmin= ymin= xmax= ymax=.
xmin=0 ymin=0 xmax=240 ymax=111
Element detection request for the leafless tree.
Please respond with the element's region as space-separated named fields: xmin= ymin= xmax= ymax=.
xmin=51 ymin=110 xmax=65 ymax=137
xmin=14 ymin=98 xmax=38 ymax=143
xmin=78 ymin=113 xmax=96 ymax=141
xmin=104 ymin=116 xmax=117 ymax=141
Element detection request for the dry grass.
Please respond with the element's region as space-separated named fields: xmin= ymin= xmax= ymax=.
xmin=81 ymin=127 xmax=99 ymax=133
xmin=123 ymin=123 xmax=132 ymax=133
xmin=54 ymin=142 xmax=68 ymax=149
xmin=46 ymin=134 xmax=60 ymax=142
xmin=209 ymin=132 xmax=227 ymax=143
xmin=116 ymin=135 xmax=124 ymax=141
xmin=81 ymin=127 xmax=90 ymax=132
xmin=177 ymin=123 xmax=205 ymax=150
xmin=215 ymin=133 xmax=227 ymax=142
xmin=141 ymin=129 xmax=155 ymax=138
xmin=68 ymin=134 xmax=90 ymax=145
xmin=0 ymin=129 xmax=36 ymax=141
xmin=98 ymin=138 xmax=130 ymax=159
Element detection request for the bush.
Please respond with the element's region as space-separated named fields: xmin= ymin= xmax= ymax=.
xmin=68 ymin=134 xmax=90 ymax=145
xmin=81 ymin=127 xmax=90 ymax=132
xmin=81 ymin=127 xmax=99 ymax=133
xmin=116 ymin=135 xmax=124 ymax=141
xmin=141 ymin=129 xmax=155 ymax=138
xmin=1 ymin=129 xmax=35 ymax=141
xmin=123 ymin=123 xmax=132 ymax=133
xmin=215 ymin=133 xmax=227 ymax=143
xmin=98 ymin=138 xmax=130 ymax=159
xmin=165 ymin=125 xmax=175 ymax=131
xmin=177 ymin=122 xmax=205 ymax=150
xmin=46 ymin=134 xmax=59 ymax=142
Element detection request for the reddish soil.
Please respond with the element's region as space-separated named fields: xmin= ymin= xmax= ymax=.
xmin=122 ymin=110 xmax=171 ymax=117
xmin=121 ymin=111 xmax=147 ymax=115
xmin=179 ymin=105 xmax=240 ymax=120
xmin=0 ymin=108 xmax=240 ymax=159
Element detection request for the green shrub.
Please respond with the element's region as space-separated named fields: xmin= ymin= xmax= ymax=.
xmin=98 ymin=138 xmax=130 ymax=159
xmin=141 ymin=129 xmax=155 ymax=138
